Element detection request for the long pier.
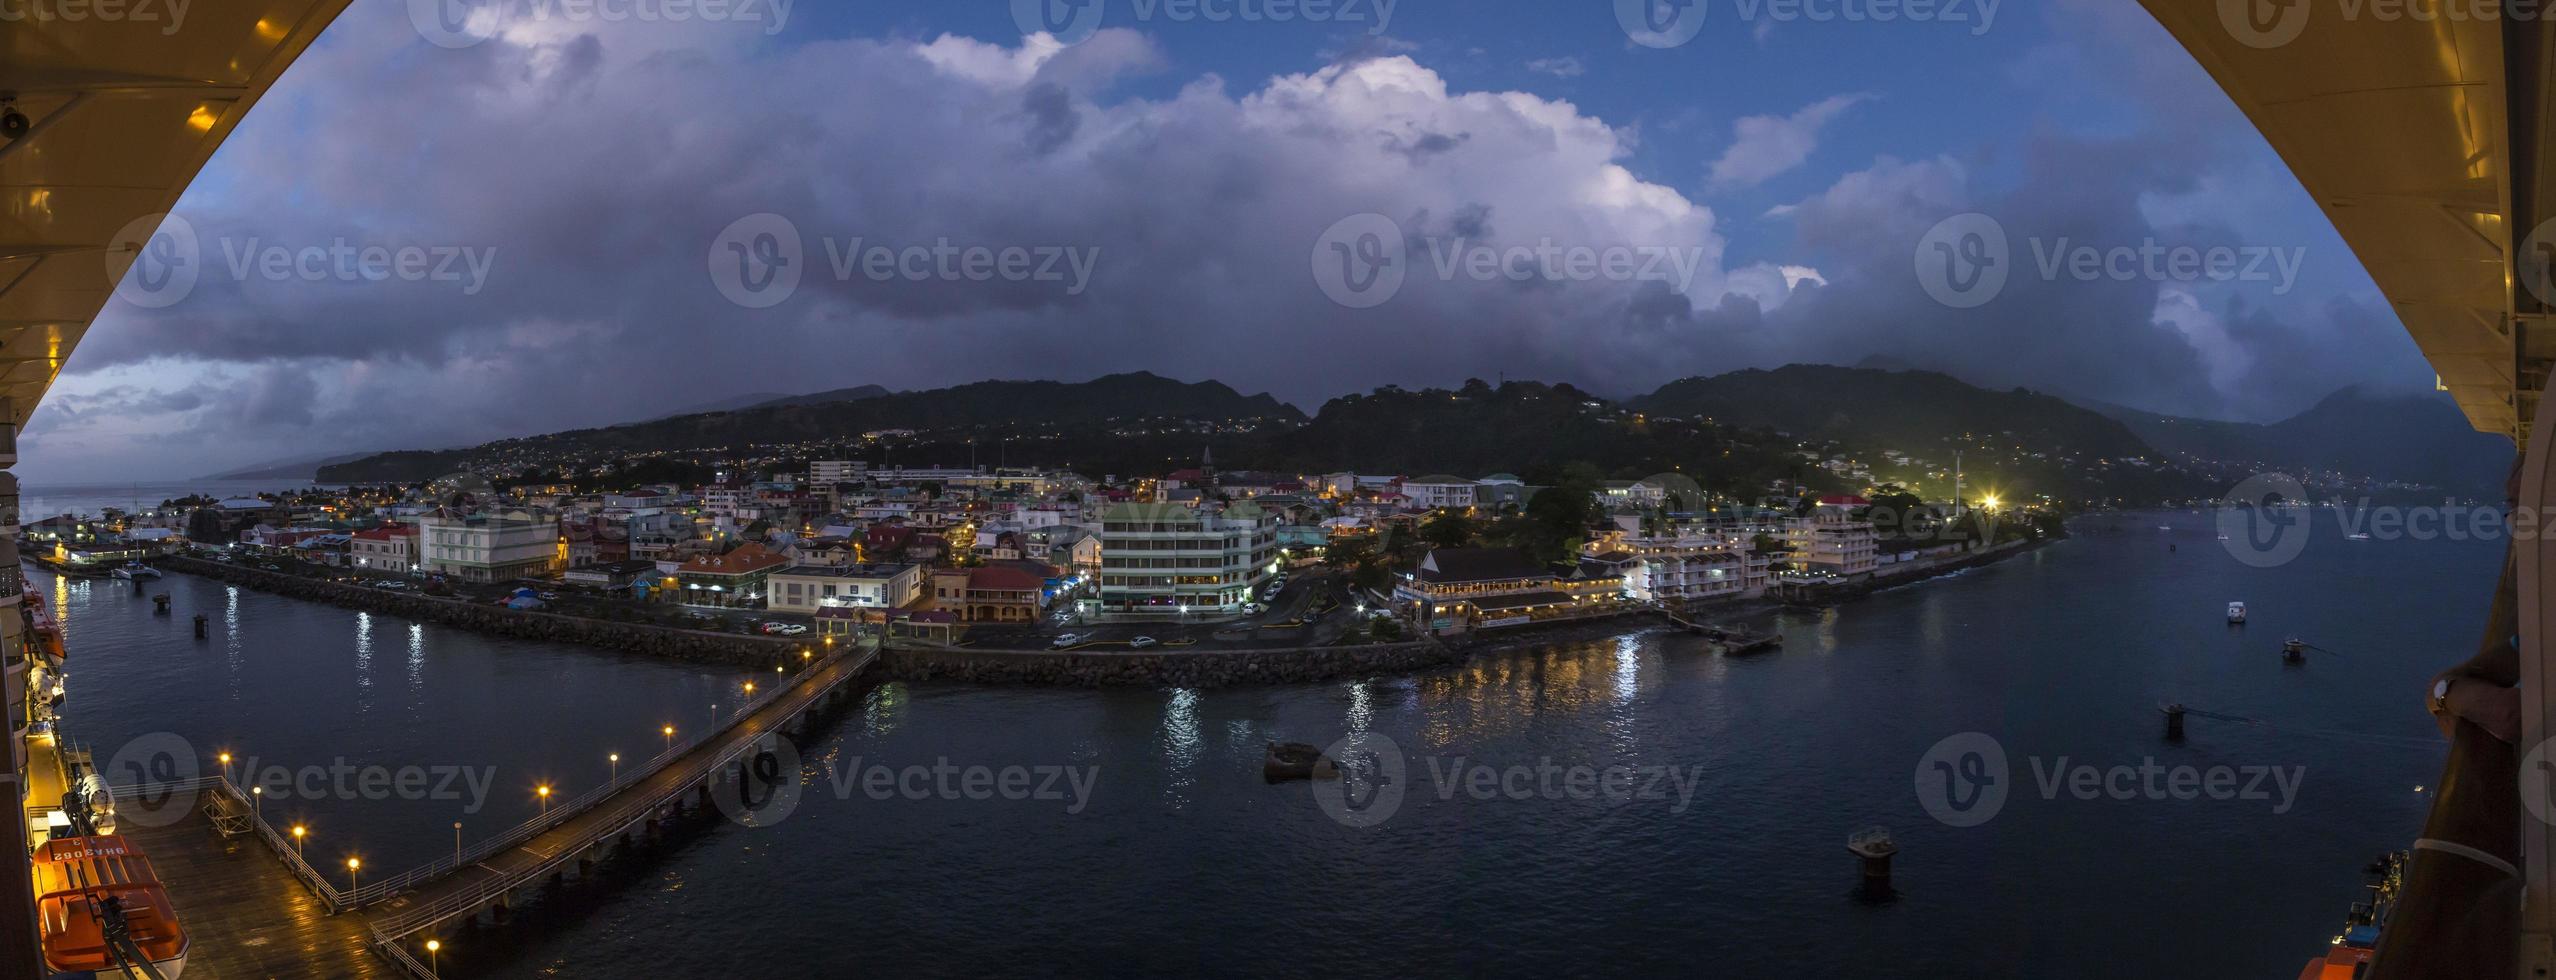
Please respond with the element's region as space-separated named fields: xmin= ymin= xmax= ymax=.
xmin=110 ymin=636 xmax=880 ymax=976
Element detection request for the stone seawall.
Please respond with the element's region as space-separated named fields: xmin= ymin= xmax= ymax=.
xmin=154 ymin=557 xmax=800 ymax=668
xmin=882 ymin=640 xmax=1461 ymax=688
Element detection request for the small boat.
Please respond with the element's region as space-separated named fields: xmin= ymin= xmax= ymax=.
xmin=1262 ymin=742 xmax=1337 ymax=783
xmin=109 ymin=564 xmax=160 ymax=581
xmin=2227 ymin=601 xmax=2248 ymax=625
xmin=2346 ymin=532 xmax=2373 ymax=541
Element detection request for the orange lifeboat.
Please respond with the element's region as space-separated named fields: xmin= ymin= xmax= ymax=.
xmin=32 ymin=835 xmax=189 ymax=978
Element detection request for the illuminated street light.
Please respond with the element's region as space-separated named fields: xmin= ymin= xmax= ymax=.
xmin=290 ymin=824 xmax=306 ymax=857
xmin=346 ymin=856 xmax=362 ymax=893
xmin=536 ymin=784 xmax=552 ymax=816
xmin=608 ymin=753 xmax=620 ymax=782
xmin=251 ymin=785 xmax=263 ymax=820
xmin=663 ymin=724 xmax=675 ymax=751
xmin=426 ymin=939 xmax=441 ymax=976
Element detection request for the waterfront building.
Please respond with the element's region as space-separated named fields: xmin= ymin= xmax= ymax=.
xmin=1784 ymin=498 xmax=1879 ymax=579
xmin=420 ymin=514 xmax=560 ymax=583
xmin=928 ymin=564 xmax=1047 ymax=622
xmin=1395 ymin=547 xmax=1575 ymax=634
xmin=674 ymin=542 xmax=791 ymax=606
xmin=768 ymin=563 xmax=924 ymax=615
xmin=351 ymin=522 xmax=418 ymax=574
xmin=1096 ymin=500 xmax=1278 ymax=619
xmin=1614 ymin=530 xmax=1771 ymax=603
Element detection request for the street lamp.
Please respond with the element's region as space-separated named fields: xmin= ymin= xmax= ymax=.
xmin=608 ymin=753 xmax=620 ymax=783
xmin=426 ymin=939 xmax=441 ymax=976
xmin=536 ymin=784 xmax=552 ymax=816
xmin=251 ymin=785 xmax=262 ymax=820
xmin=290 ymin=824 xmax=306 ymax=858
xmin=452 ymin=822 xmax=462 ymax=864
xmin=345 ymin=856 xmax=361 ymax=894
xmin=217 ymin=752 xmax=232 ymax=784
xmin=662 ymin=725 xmax=675 ymax=751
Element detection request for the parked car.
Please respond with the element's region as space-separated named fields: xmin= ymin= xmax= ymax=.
xmin=1243 ymin=603 xmax=1266 ymax=615
xmin=775 ymin=624 xmax=808 ymax=636
xmin=1050 ymin=633 xmax=1083 ymax=648
xmin=758 ymin=622 xmax=790 ymax=635
xmin=537 ymin=591 xmax=560 ymax=600
xmin=1128 ymin=636 xmax=1159 ymax=649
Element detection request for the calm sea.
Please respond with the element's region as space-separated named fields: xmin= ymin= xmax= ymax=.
xmin=42 ymin=510 xmax=2497 ymax=979
xmin=17 ymin=481 xmax=342 ymax=522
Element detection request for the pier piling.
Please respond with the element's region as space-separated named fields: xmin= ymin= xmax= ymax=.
xmin=2162 ymin=703 xmax=2187 ymax=741
xmin=1846 ymin=827 xmax=1897 ymax=900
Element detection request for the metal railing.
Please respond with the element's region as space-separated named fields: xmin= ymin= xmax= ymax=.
xmin=364 ymin=642 xmax=873 ymax=943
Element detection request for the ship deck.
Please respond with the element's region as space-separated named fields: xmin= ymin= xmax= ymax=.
xmin=117 ymin=817 xmax=391 ymax=979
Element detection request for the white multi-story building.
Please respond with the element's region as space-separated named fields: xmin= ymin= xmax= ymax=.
xmin=419 ymin=513 xmax=558 ymax=583
xmin=1400 ymin=475 xmax=1478 ymax=511
xmin=1784 ymin=504 xmax=1878 ymax=579
xmin=767 ymin=563 xmax=923 ymax=615
xmin=809 ymin=460 xmax=864 ymax=485
xmin=1096 ymin=501 xmax=1279 ymax=619
xmin=1617 ymin=531 xmax=1770 ymax=603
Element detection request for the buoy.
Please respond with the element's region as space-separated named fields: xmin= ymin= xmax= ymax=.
xmin=151 ymin=594 xmax=170 ymax=614
xmin=2162 ymin=702 xmax=2187 ymax=741
xmin=1846 ymin=826 xmax=1897 ymax=899
xmin=192 ymin=613 xmax=207 ymax=639
xmin=2282 ymin=638 xmax=2306 ymax=663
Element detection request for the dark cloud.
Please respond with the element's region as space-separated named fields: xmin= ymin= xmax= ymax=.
xmin=27 ymin=3 xmax=2425 ymax=482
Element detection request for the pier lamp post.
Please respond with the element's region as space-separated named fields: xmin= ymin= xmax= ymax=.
xmin=290 ymin=824 xmax=305 ymax=858
xmin=537 ymin=784 xmax=552 ymax=816
xmin=609 ymin=753 xmax=620 ymax=783
xmin=743 ymin=681 xmax=755 ymax=701
xmin=251 ymin=785 xmax=262 ymax=820
xmin=345 ymin=856 xmax=361 ymax=894
xmin=662 ymin=725 xmax=675 ymax=752
xmin=426 ymin=939 xmax=440 ymax=976
xmin=217 ymin=752 xmax=232 ymax=785
xmin=452 ymin=822 xmax=461 ymax=864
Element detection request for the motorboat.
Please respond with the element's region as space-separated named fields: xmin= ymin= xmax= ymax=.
xmin=109 ymin=563 xmax=160 ymax=581
xmin=2227 ymin=601 xmax=2248 ymax=625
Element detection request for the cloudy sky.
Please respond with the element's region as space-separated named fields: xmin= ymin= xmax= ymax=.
xmin=26 ymin=0 xmax=2432 ymax=483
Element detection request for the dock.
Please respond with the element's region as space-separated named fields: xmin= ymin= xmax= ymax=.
xmin=97 ymin=637 xmax=882 ymax=976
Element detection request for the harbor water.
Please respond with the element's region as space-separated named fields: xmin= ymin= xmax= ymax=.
xmin=43 ymin=511 xmax=2494 ymax=978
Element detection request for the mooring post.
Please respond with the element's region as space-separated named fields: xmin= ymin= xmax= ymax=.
xmin=2163 ymin=703 xmax=2187 ymax=741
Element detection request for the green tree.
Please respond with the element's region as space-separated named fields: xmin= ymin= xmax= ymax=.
xmin=1420 ymin=511 xmax=1476 ymax=548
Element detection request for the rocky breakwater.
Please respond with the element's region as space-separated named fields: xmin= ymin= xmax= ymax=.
xmin=884 ymin=640 xmax=1461 ymax=688
xmin=155 ymin=557 xmax=798 ymax=668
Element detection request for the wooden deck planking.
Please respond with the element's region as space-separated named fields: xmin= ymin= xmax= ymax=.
xmin=120 ymin=818 xmax=392 ymax=979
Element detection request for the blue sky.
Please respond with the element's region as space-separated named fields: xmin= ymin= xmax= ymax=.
xmin=26 ymin=0 xmax=2418 ymax=482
